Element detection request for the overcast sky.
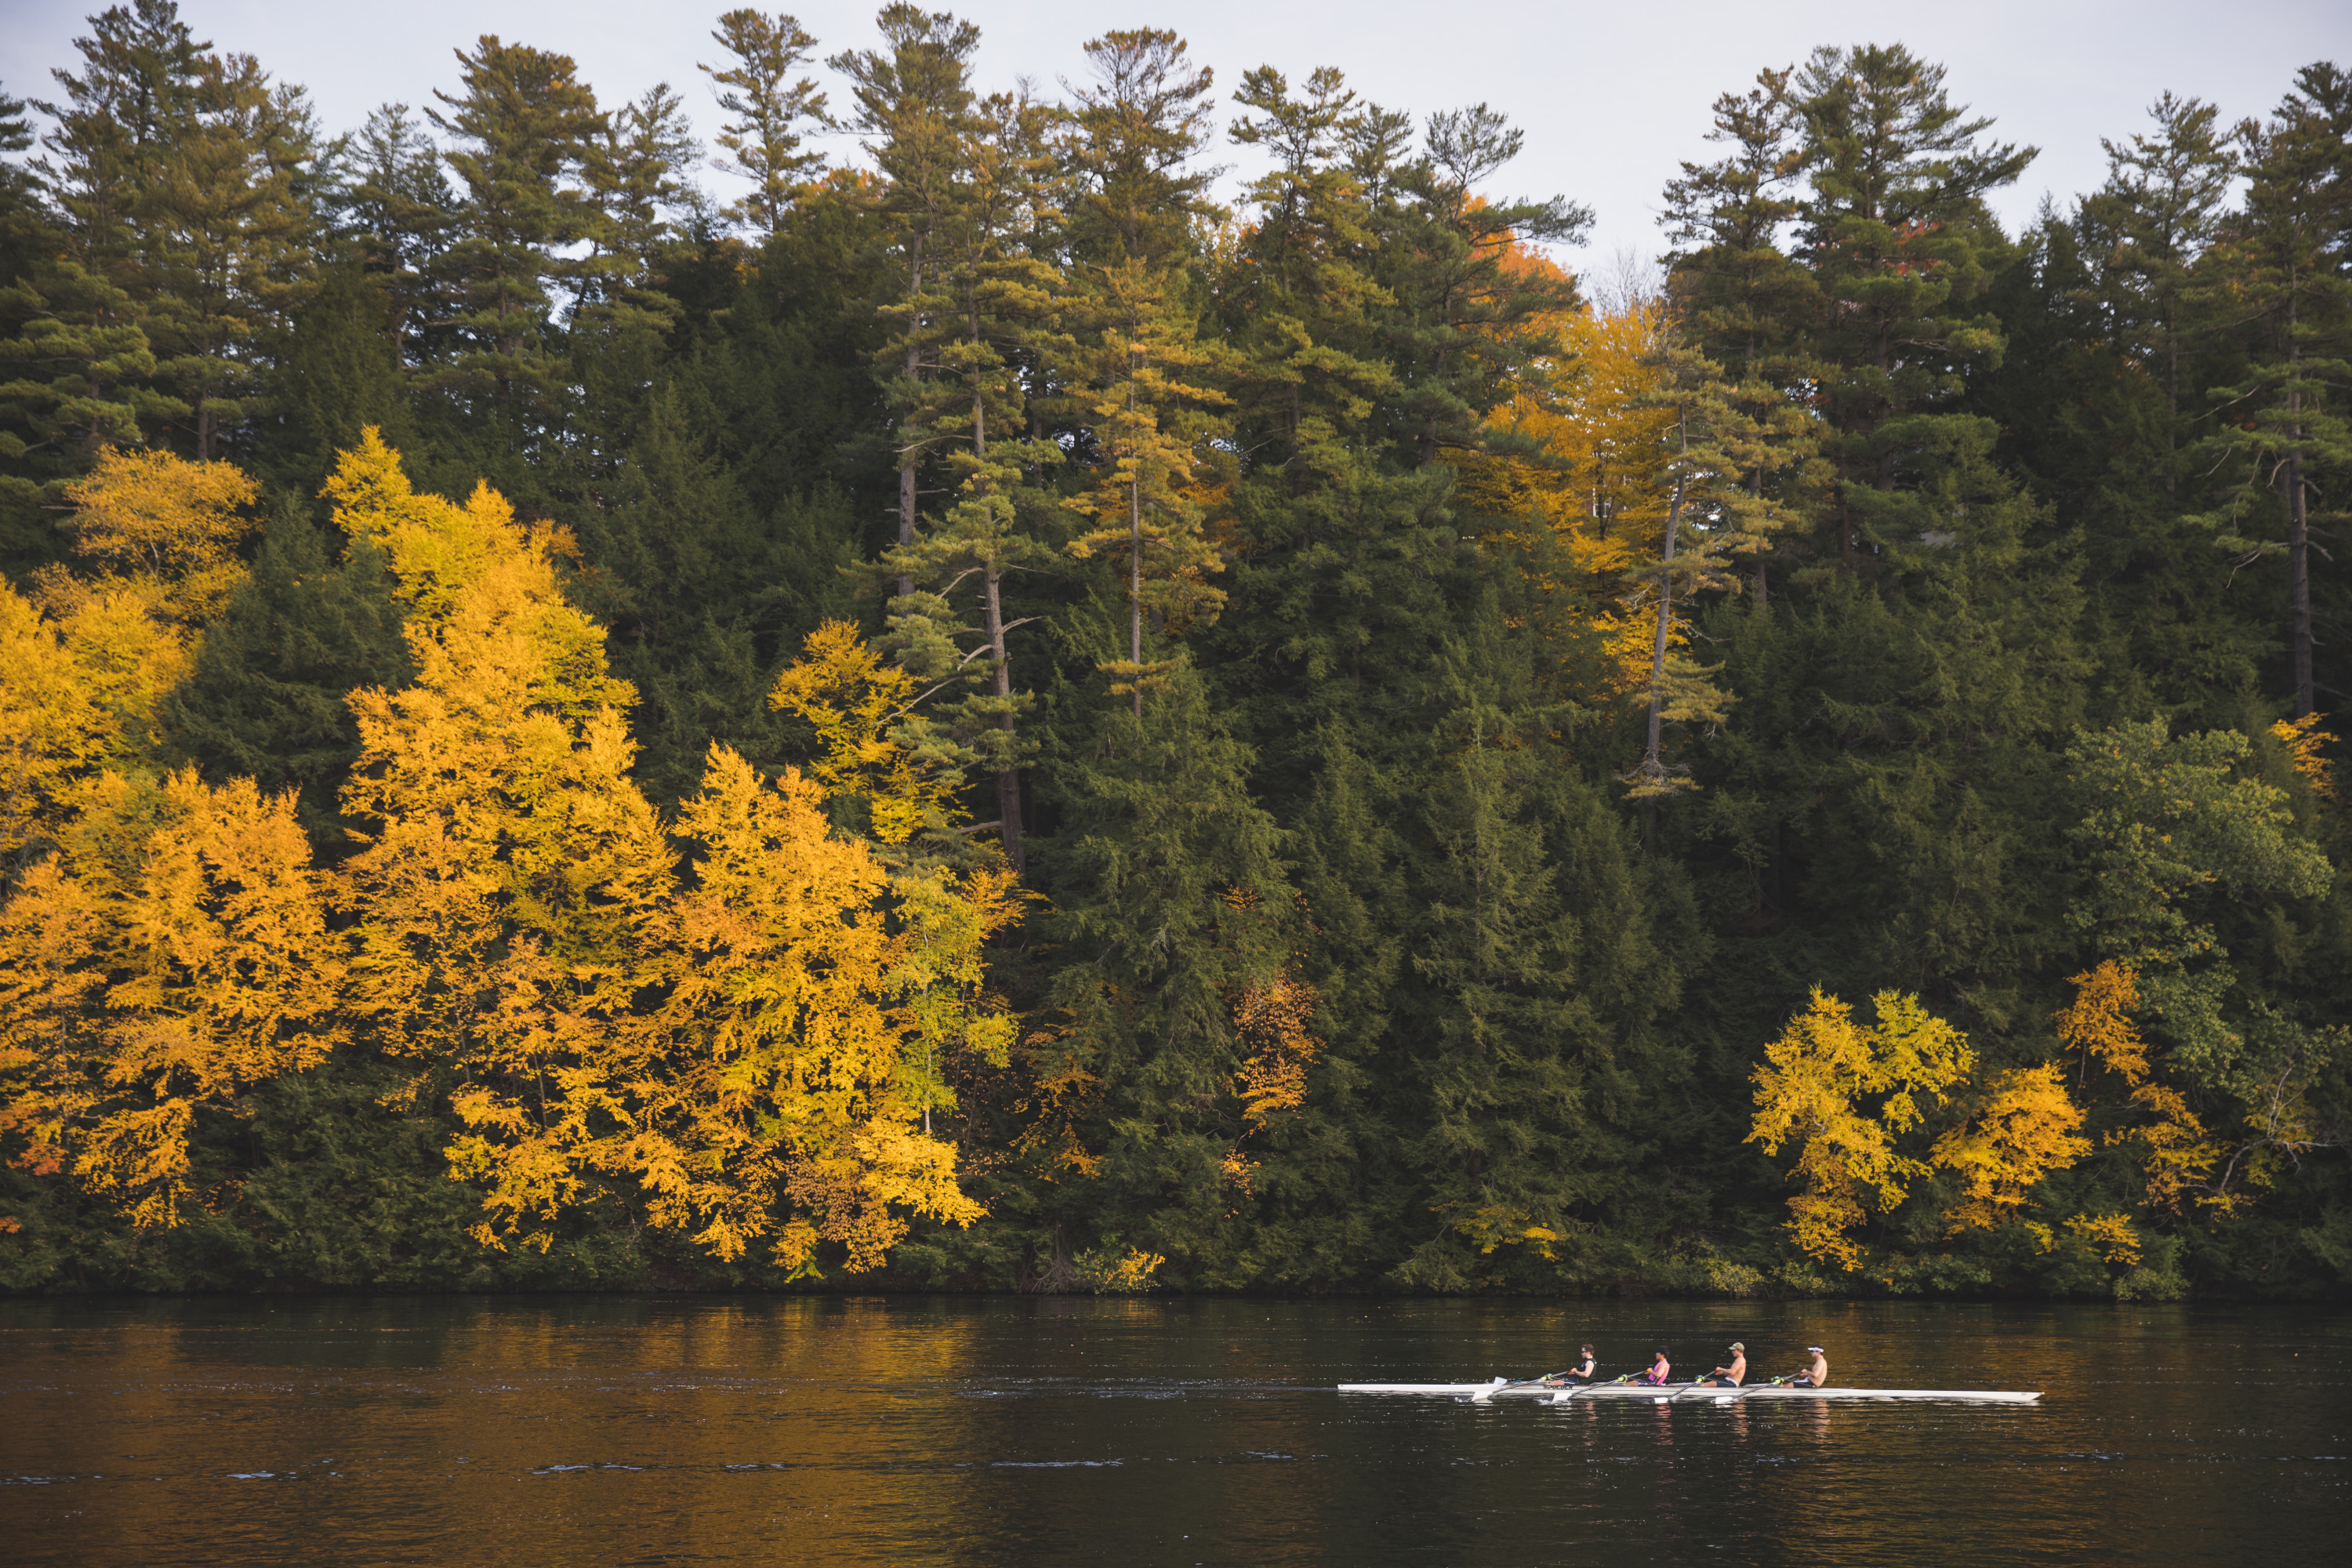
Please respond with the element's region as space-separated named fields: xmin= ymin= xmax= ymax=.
xmin=6 ymin=0 xmax=2349 ymax=273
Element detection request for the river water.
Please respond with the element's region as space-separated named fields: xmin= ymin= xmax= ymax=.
xmin=0 ymin=1294 xmax=2342 ymax=1565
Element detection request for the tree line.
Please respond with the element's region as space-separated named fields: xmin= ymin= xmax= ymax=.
xmin=2 ymin=2 xmax=2348 ymax=1299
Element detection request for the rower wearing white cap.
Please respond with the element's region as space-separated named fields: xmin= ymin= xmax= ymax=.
xmin=1698 ymin=1342 xmax=1747 ymax=1387
xmin=1788 ymin=1345 xmax=1830 ymax=1388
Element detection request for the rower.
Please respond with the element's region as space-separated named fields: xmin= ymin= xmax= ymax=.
xmin=1542 ymin=1345 xmax=1598 ymax=1387
xmin=1698 ymin=1342 xmax=1746 ymax=1387
xmin=1639 ymin=1347 xmax=1671 ymax=1385
xmin=1788 ymin=1345 xmax=1829 ymax=1388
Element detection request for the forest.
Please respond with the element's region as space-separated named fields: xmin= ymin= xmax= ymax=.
xmin=2 ymin=2 xmax=2349 ymax=1301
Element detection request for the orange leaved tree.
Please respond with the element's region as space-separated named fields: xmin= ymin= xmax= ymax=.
xmin=0 ymin=768 xmax=341 ymax=1227
xmin=332 ymin=433 xmax=1014 ymax=1271
xmin=1746 ymin=988 xmax=1974 ymax=1269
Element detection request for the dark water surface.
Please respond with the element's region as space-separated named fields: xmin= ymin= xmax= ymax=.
xmin=0 ymin=1294 xmax=2343 ymax=1565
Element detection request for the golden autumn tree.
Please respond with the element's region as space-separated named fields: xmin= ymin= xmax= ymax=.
xmin=1 ymin=448 xmax=258 ymax=869
xmin=1746 ymin=988 xmax=1974 ymax=1269
xmin=1929 ymin=1062 xmax=2092 ymax=1234
xmin=331 ymin=432 xmax=1014 ymax=1271
xmin=2056 ymin=959 xmax=2227 ymax=1213
xmin=47 ymin=447 xmax=260 ymax=626
xmin=1455 ymin=291 xmax=1675 ymax=700
xmin=1455 ymin=278 xmax=1811 ymax=792
xmin=0 ymin=768 xmax=340 ymax=1228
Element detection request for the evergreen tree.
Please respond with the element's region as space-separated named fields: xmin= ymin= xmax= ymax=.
xmin=1026 ymin=631 xmax=1296 ymax=1283
xmin=157 ymin=492 xmax=412 ymax=842
xmin=2190 ymin=66 xmax=2352 ymax=720
xmin=829 ymin=5 xmax=982 ymax=597
xmin=700 ymin=9 xmax=829 ymax=238
xmin=422 ymin=36 xmax=605 ymax=454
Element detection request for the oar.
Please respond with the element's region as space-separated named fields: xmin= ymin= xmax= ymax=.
xmin=1726 ymin=1375 xmax=1793 ymax=1403
xmin=1471 ymin=1370 xmax=1576 ymax=1403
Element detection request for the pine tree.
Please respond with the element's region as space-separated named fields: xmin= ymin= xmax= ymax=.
xmin=2082 ymin=93 xmax=2238 ymax=478
xmin=2188 ymin=66 xmax=2352 ymax=720
xmin=829 ymin=5 xmax=982 ymax=598
xmin=1059 ymin=29 xmax=1221 ymax=273
xmin=157 ymin=492 xmax=412 ymax=842
xmin=422 ymin=36 xmax=606 ymax=447
xmin=1378 ymin=103 xmax=1589 ymax=466
xmin=700 ymin=9 xmax=829 ymax=238
xmin=877 ymin=89 xmax=1067 ymax=868
xmin=1026 ymin=630 xmax=1296 ymax=1282
xmin=339 ymin=103 xmax=456 ymax=374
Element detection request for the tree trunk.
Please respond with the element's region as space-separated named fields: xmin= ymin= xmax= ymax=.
xmin=2288 ymin=301 xmax=2312 ymax=719
xmin=2289 ymin=450 xmax=2312 ymax=718
xmin=974 ymin=388 xmax=1024 ymax=871
xmin=1128 ymin=369 xmax=1144 ymax=720
xmin=986 ymin=563 xmax=1024 ymax=873
xmin=1642 ymin=438 xmax=1690 ymax=782
xmin=896 ymin=235 xmax=925 ymax=603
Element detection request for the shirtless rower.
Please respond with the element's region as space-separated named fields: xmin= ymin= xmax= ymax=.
xmin=1698 ymin=1342 xmax=1746 ymax=1387
xmin=1787 ymin=1345 xmax=1830 ymax=1388
xmin=1542 ymin=1345 xmax=1598 ymax=1387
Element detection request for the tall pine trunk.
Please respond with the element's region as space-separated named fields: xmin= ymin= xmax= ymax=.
xmin=1641 ymin=414 xmax=1690 ymax=782
xmin=2288 ymin=299 xmax=2312 ymax=719
xmin=897 ymin=235 xmax=924 ymax=603
xmin=972 ymin=386 xmax=1025 ymax=871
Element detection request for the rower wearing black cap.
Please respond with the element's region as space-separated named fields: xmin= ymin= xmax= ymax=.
xmin=1698 ymin=1342 xmax=1746 ymax=1387
xmin=1788 ymin=1345 xmax=1830 ymax=1388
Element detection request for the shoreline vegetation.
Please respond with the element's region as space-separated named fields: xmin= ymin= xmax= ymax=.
xmin=3 ymin=5 xmax=2350 ymax=1302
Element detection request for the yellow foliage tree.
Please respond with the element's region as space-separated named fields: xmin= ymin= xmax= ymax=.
xmin=0 ymin=768 xmax=340 ymax=1227
xmin=333 ymin=436 xmax=1011 ymax=1271
xmin=1747 ymin=988 xmax=1975 ymax=1269
xmin=0 ymin=584 xmax=196 ymax=868
xmin=1930 ymin=1062 xmax=2092 ymax=1233
xmin=2269 ymin=712 xmax=2334 ymax=799
xmin=768 ymin=618 xmax=966 ymax=847
xmin=635 ymin=747 xmax=1020 ymax=1269
xmin=1456 ymin=281 xmax=1809 ymax=793
xmin=47 ymin=446 xmax=260 ymax=627
xmin=2056 ymin=959 xmax=2227 ymax=1213
xmin=1 ymin=449 xmax=250 ymax=866
xmin=1455 ymin=294 xmax=1675 ymax=699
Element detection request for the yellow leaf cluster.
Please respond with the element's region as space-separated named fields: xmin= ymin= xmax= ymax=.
xmin=50 ymin=446 xmax=259 ymax=626
xmin=0 ymin=583 xmax=182 ymax=862
xmin=2 ymin=452 xmax=243 ymax=862
xmin=769 ymin=619 xmax=964 ymax=845
xmin=2056 ymin=959 xmax=2151 ymax=1083
xmin=1232 ymin=972 xmax=1319 ymax=1123
xmin=0 ymin=769 xmax=339 ymax=1226
xmin=2270 ymin=712 xmax=2335 ymax=800
xmin=1931 ymin=1062 xmax=2092 ymax=1234
xmin=1456 ymin=298 xmax=1676 ymax=700
xmin=1073 ymin=1243 xmax=1165 ymax=1294
xmin=325 ymin=426 xmax=626 ymax=722
xmin=2063 ymin=1211 xmax=2143 ymax=1267
xmin=1450 ymin=1203 xmax=1565 ymax=1259
xmin=2059 ymin=961 xmax=2230 ymax=1213
xmin=1746 ymin=988 xmax=1974 ymax=1269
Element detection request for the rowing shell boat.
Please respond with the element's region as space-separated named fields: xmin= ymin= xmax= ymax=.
xmin=1336 ymin=1378 xmax=2038 ymax=1405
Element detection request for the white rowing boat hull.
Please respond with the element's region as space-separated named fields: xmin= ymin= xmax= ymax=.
xmin=1335 ymin=1381 xmax=2039 ymax=1404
